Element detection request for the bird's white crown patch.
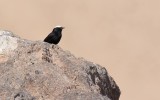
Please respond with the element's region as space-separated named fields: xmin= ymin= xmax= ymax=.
xmin=55 ymin=25 xmax=62 ymax=28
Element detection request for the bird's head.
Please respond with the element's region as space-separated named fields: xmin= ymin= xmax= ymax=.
xmin=52 ymin=25 xmax=64 ymax=34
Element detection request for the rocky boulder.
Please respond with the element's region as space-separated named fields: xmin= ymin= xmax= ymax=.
xmin=0 ymin=30 xmax=120 ymax=100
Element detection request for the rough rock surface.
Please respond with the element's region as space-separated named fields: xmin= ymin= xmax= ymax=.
xmin=0 ymin=30 xmax=120 ymax=100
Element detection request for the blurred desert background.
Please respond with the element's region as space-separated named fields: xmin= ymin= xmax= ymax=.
xmin=0 ymin=0 xmax=160 ymax=100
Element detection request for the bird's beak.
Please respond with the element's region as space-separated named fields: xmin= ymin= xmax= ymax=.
xmin=61 ymin=27 xmax=65 ymax=29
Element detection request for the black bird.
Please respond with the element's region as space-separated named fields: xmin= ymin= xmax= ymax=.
xmin=44 ymin=26 xmax=64 ymax=44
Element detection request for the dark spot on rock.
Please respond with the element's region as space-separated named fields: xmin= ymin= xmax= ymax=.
xmin=35 ymin=70 xmax=40 ymax=74
xmin=42 ymin=48 xmax=53 ymax=63
xmin=27 ymin=51 xmax=31 ymax=54
xmin=14 ymin=92 xmax=35 ymax=100
xmin=14 ymin=93 xmax=20 ymax=99
xmin=42 ymin=55 xmax=53 ymax=63
xmin=14 ymin=92 xmax=25 ymax=100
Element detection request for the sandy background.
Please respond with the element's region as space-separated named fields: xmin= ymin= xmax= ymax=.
xmin=0 ymin=0 xmax=160 ymax=100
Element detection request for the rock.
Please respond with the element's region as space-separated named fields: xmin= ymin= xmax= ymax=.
xmin=0 ymin=30 xmax=18 ymax=54
xmin=0 ymin=30 xmax=120 ymax=100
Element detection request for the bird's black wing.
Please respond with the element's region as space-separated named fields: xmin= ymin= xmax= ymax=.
xmin=44 ymin=33 xmax=54 ymax=43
